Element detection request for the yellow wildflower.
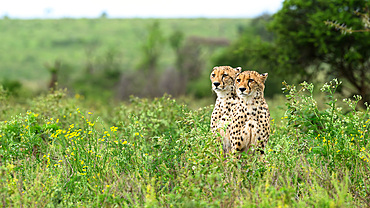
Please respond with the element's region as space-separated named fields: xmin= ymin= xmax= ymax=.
xmin=110 ymin=126 xmax=118 ymax=132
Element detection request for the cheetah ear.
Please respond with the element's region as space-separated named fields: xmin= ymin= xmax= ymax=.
xmin=260 ymin=73 xmax=268 ymax=83
xmin=234 ymin=67 xmax=242 ymax=73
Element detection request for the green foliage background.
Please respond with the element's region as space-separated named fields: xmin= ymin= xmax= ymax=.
xmin=0 ymin=18 xmax=248 ymax=82
xmin=215 ymin=0 xmax=370 ymax=105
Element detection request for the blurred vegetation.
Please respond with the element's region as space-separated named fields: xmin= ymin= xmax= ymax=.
xmin=271 ymin=0 xmax=369 ymax=105
xmin=0 ymin=18 xmax=250 ymax=101
xmin=214 ymin=14 xmax=283 ymax=98
xmin=1 ymin=1 xmax=369 ymax=105
xmin=215 ymin=0 xmax=370 ymax=106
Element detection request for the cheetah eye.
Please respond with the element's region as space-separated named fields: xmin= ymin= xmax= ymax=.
xmin=236 ymin=78 xmax=241 ymax=82
xmin=211 ymin=73 xmax=215 ymax=78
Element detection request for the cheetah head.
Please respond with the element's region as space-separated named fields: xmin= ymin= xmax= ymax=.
xmin=235 ymin=71 xmax=268 ymax=99
xmin=210 ymin=66 xmax=241 ymax=97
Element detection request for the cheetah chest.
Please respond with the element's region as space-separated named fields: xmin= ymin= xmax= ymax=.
xmin=229 ymin=102 xmax=270 ymax=153
xmin=211 ymin=96 xmax=236 ymax=134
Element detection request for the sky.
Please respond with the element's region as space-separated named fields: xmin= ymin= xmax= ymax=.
xmin=0 ymin=0 xmax=284 ymax=19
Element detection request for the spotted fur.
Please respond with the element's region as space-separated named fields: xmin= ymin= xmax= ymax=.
xmin=224 ymin=70 xmax=270 ymax=155
xmin=210 ymin=66 xmax=241 ymax=140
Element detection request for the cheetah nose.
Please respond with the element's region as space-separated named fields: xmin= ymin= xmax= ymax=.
xmin=239 ymin=87 xmax=246 ymax=92
xmin=213 ymin=82 xmax=220 ymax=87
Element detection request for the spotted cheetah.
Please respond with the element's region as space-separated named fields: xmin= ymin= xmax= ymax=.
xmin=210 ymin=66 xmax=241 ymax=140
xmin=224 ymin=70 xmax=270 ymax=155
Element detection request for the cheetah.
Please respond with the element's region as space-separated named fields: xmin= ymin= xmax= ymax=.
xmin=224 ymin=70 xmax=270 ymax=155
xmin=210 ymin=66 xmax=241 ymax=140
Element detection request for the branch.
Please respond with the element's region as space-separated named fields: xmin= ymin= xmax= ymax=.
xmin=325 ymin=20 xmax=370 ymax=34
xmin=325 ymin=9 xmax=370 ymax=34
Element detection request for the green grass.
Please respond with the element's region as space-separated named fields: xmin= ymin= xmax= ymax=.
xmin=0 ymin=79 xmax=369 ymax=207
xmin=0 ymin=18 xmax=250 ymax=83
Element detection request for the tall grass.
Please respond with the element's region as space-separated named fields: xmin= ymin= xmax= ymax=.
xmin=0 ymin=79 xmax=369 ymax=207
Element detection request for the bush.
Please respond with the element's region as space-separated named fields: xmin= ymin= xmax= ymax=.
xmin=282 ymin=79 xmax=369 ymax=168
xmin=1 ymin=79 xmax=22 ymax=97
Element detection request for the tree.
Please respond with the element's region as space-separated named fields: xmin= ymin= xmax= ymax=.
xmin=44 ymin=60 xmax=61 ymax=91
xmin=269 ymin=0 xmax=370 ymax=105
xmin=138 ymin=21 xmax=165 ymax=75
xmin=214 ymin=14 xmax=282 ymax=98
xmin=100 ymin=11 xmax=108 ymax=19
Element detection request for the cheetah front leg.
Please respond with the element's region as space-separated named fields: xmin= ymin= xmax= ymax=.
xmin=219 ymin=121 xmax=231 ymax=157
xmin=232 ymin=120 xmax=258 ymax=155
xmin=222 ymin=133 xmax=231 ymax=157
